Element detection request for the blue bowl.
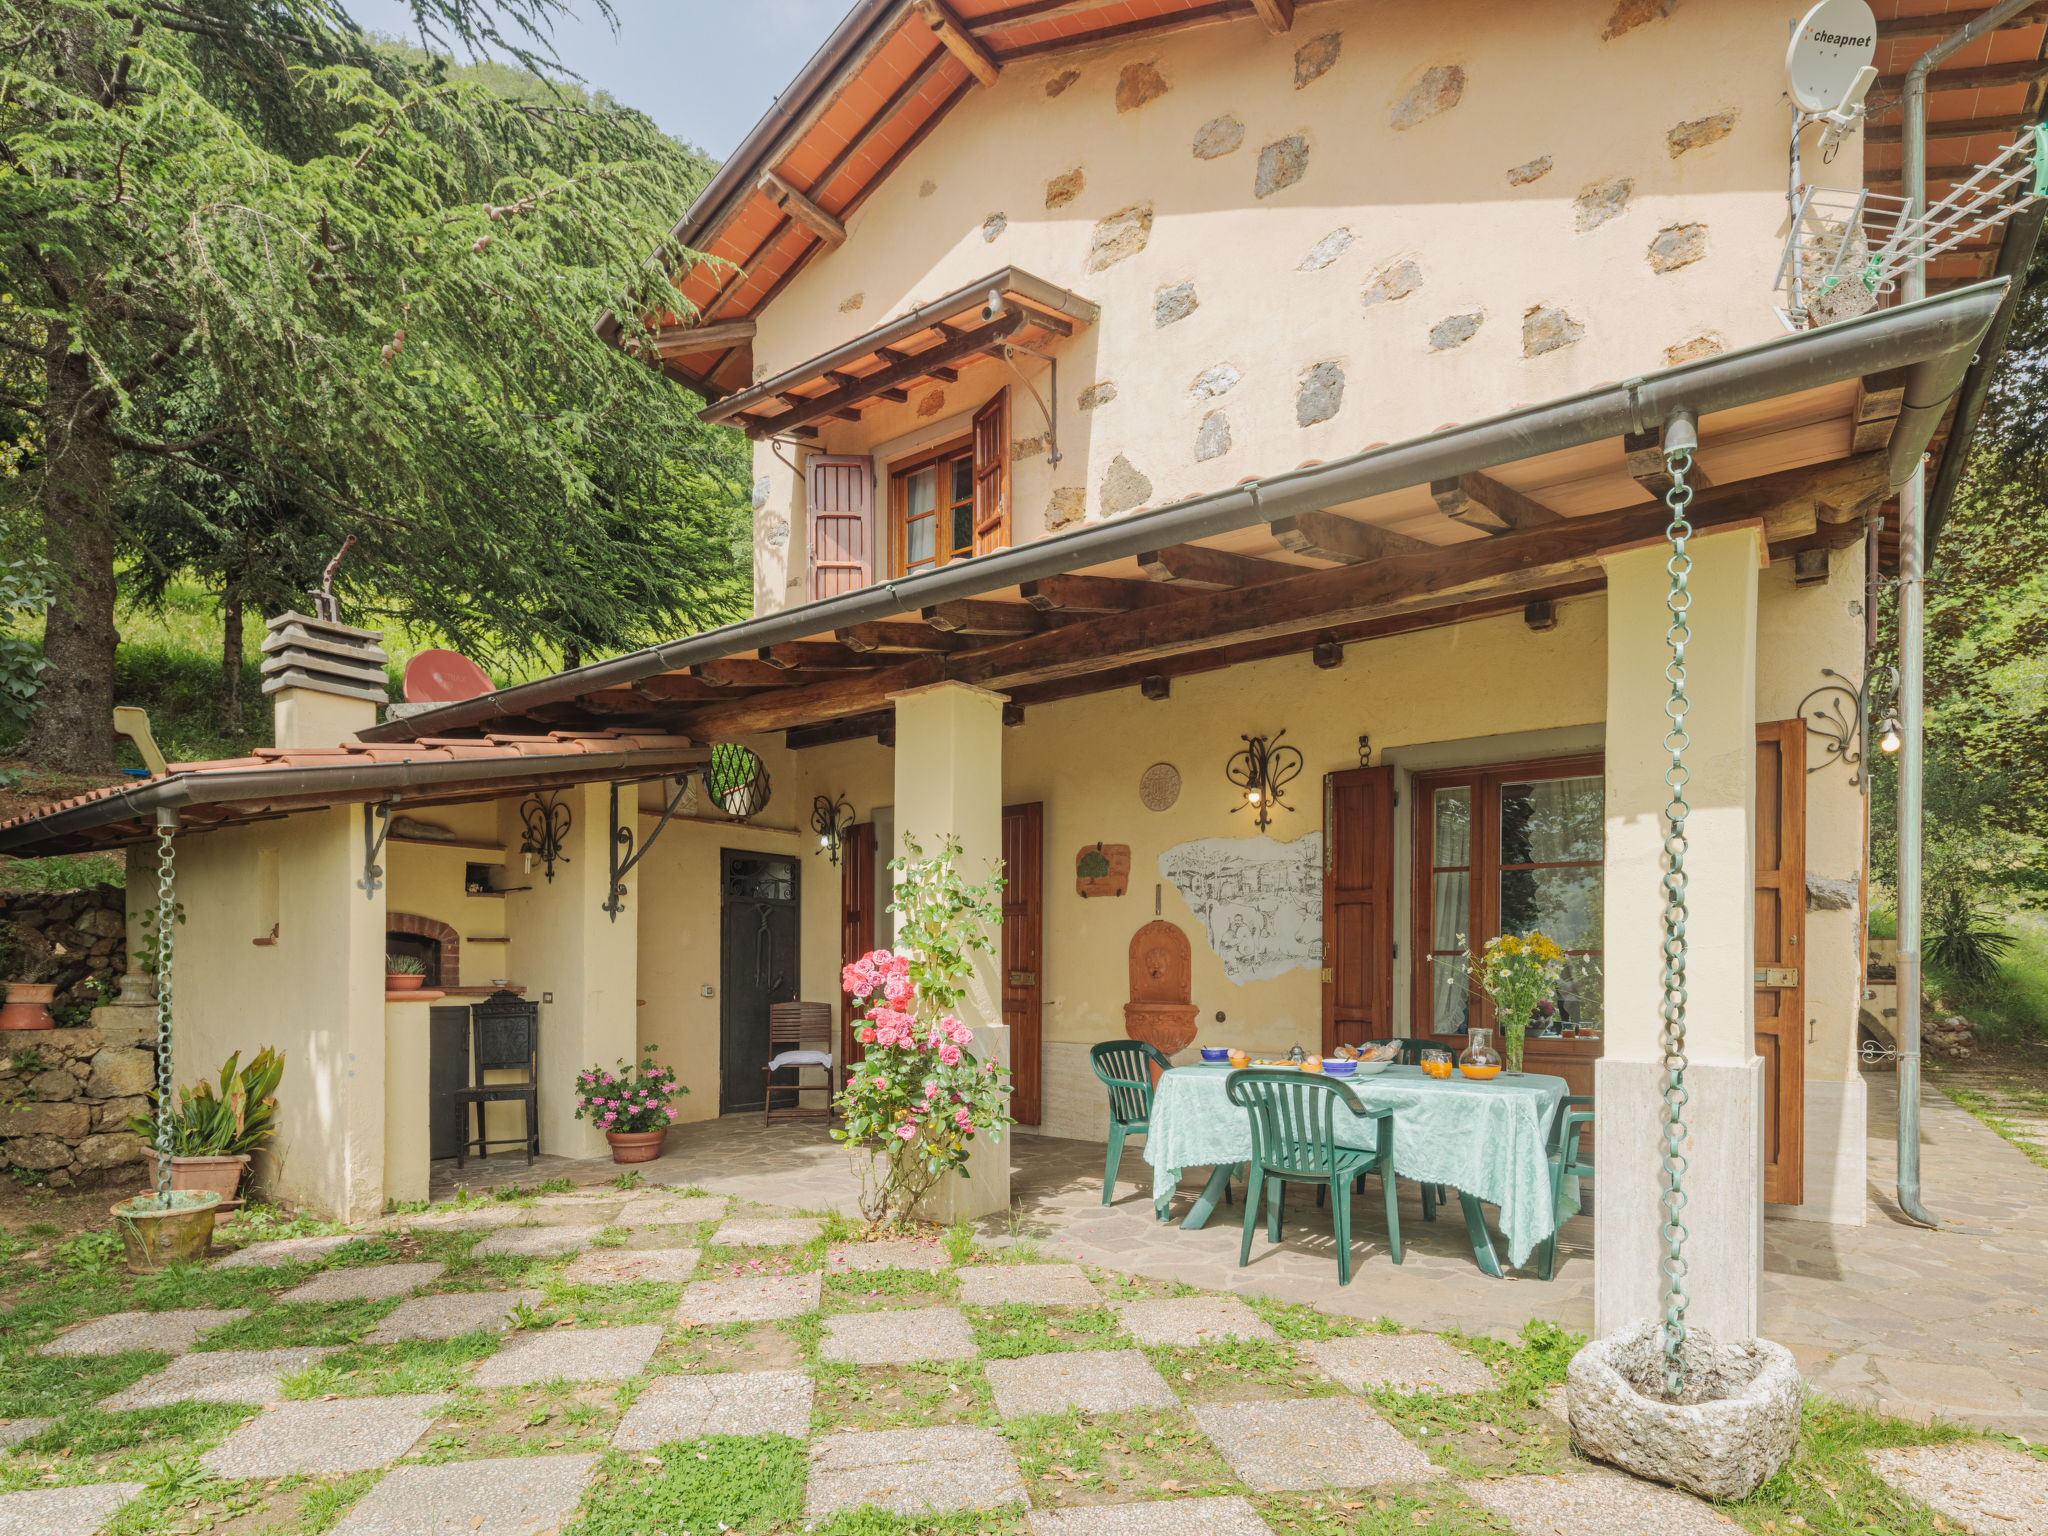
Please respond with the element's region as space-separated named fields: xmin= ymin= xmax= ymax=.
xmin=1323 ymin=1059 xmax=1358 ymax=1077
xmin=1199 ymin=1047 xmax=1231 ymax=1063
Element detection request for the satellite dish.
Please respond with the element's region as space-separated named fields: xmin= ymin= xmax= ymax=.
xmin=402 ymin=648 xmax=495 ymax=704
xmin=1787 ymin=0 xmax=1878 ymax=114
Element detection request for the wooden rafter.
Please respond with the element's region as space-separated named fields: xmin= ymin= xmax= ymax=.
xmin=738 ymin=313 xmax=1023 ymax=439
xmin=1250 ymin=0 xmax=1295 ymax=34
xmin=1269 ymin=511 xmax=1433 ymax=563
xmin=758 ymin=170 xmax=847 ymax=247
xmin=922 ymin=599 xmax=1041 ymax=636
xmin=1624 ymin=428 xmax=1716 ymax=497
xmin=631 ymin=675 xmax=734 ymax=704
xmin=1020 ymin=574 xmax=1175 ymax=613
xmin=1874 ymin=58 xmax=2048 ymax=93
xmin=690 ymin=659 xmax=804 ymax=689
xmin=1428 ymin=473 xmax=1564 ymax=536
xmin=649 ymin=318 xmax=758 ymax=356
xmin=1876 ymin=3 xmax=2048 ymax=39
xmin=917 ymin=0 xmax=1001 ymax=87
xmin=1140 ymin=544 xmax=1296 ymax=589
xmin=759 ymin=642 xmax=871 ymax=671
xmin=836 ymin=622 xmax=964 ymax=653
xmin=1863 ymin=112 xmax=2039 ymax=143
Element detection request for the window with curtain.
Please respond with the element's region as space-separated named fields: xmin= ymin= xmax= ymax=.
xmin=1412 ymin=756 xmax=1604 ymax=1038
xmin=894 ymin=440 xmax=976 ymax=576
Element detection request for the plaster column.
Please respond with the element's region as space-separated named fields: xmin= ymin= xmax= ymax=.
xmin=1595 ymin=522 xmax=1764 ymax=1343
xmin=501 ymin=780 xmax=639 ymax=1159
xmin=891 ymin=681 xmax=1011 ymax=1223
xmin=384 ymin=997 xmax=436 ymax=1207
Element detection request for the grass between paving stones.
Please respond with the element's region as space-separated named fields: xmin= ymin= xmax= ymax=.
xmin=966 ymin=1301 xmax=1121 ymax=1358
xmin=1146 ymin=1336 xmax=1348 ymax=1403
xmin=198 ymin=1297 xmax=398 ymax=1350
xmin=525 ymin=1276 xmax=682 ymax=1328
xmin=649 ymin=1320 xmax=808 ymax=1377
xmin=822 ymin=1265 xmax=957 ymax=1312
xmin=0 ymin=1402 xmax=253 ymax=1493
xmin=0 ymin=1348 xmax=171 ymax=1416
xmin=564 ymin=1437 xmax=806 ymax=1534
xmin=1246 ymin=1296 xmax=1400 ymax=1341
xmin=696 ymin=1237 xmax=827 ymax=1279
xmin=810 ymin=1511 xmax=1031 ymax=1536
xmin=1007 ymin=1406 xmax=1241 ymax=1506
xmin=1250 ymin=1491 xmax=1504 ymax=1534
xmin=811 ymin=1360 xmax=996 ymax=1430
xmin=95 ymin=1465 xmax=381 ymax=1536
xmin=415 ymin=1378 xmax=626 ymax=1461
xmin=281 ymin=1333 xmax=502 ymax=1397
xmin=1360 ymin=1321 xmax=1581 ymax=1479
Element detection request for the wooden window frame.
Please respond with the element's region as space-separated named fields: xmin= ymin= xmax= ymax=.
xmin=888 ymin=432 xmax=975 ymax=578
xmin=1408 ymin=752 xmax=1605 ymax=1051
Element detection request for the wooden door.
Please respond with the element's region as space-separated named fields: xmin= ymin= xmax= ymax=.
xmin=1756 ymin=720 xmax=1806 ymax=1206
xmin=1001 ymin=802 xmax=1043 ymax=1125
xmin=1323 ymin=767 xmax=1395 ymax=1054
xmin=718 ymin=850 xmax=801 ymax=1114
xmin=840 ymin=822 xmax=877 ymax=1068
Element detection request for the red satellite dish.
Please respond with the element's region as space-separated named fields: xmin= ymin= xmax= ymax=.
xmin=403 ymin=648 xmax=495 ymax=704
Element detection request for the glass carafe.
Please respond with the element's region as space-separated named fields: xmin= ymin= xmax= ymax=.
xmin=1460 ymin=1028 xmax=1503 ymax=1078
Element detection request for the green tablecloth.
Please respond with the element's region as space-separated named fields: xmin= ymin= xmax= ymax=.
xmin=1143 ymin=1062 xmax=1575 ymax=1267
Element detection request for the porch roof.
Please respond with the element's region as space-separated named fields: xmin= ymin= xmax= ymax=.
xmin=365 ymin=282 xmax=2009 ymax=755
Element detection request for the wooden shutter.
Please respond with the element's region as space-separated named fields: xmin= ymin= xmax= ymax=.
xmin=840 ymin=821 xmax=876 ymax=1068
xmin=1323 ymin=766 xmax=1395 ymax=1055
xmin=1001 ymin=802 xmax=1043 ymax=1124
xmin=1755 ymin=719 xmax=1807 ymax=1207
xmin=971 ymin=391 xmax=1010 ymax=556
xmin=805 ymin=455 xmax=873 ymax=601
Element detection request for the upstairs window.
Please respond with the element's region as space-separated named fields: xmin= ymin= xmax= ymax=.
xmin=889 ymin=390 xmax=1009 ymax=577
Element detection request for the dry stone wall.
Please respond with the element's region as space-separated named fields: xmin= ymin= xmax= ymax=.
xmin=0 ymin=1013 xmax=155 ymax=1186
xmin=1 ymin=884 xmax=128 ymax=1023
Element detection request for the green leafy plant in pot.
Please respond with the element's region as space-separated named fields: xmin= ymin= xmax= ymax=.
xmin=385 ymin=953 xmax=430 ymax=992
xmin=128 ymin=1047 xmax=285 ymax=1207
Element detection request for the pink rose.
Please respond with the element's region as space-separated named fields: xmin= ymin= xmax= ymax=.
xmin=954 ymin=1108 xmax=971 ymax=1127
xmin=894 ymin=1122 xmax=917 ymax=1141
xmin=883 ymin=976 xmax=915 ymax=1007
xmin=858 ymin=1027 xmax=875 ymax=1044
xmin=938 ymin=1043 xmax=962 ymax=1066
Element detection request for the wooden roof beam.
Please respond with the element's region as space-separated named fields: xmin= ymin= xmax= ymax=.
xmin=1140 ymin=544 xmax=1296 ymax=590
xmin=691 ymin=659 xmax=803 ymax=688
xmin=1250 ymin=0 xmax=1295 ymax=33
xmin=1625 ymin=428 xmax=1716 ymax=497
xmin=1270 ymin=510 xmax=1434 ymax=562
xmin=1874 ymin=59 xmax=2048 ymax=94
xmin=1877 ymin=4 xmax=2048 ymax=39
xmin=917 ymin=0 xmax=1000 ymax=88
xmin=836 ymin=622 xmax=964 ymax=653
xmin=759 ymin=642 xmax=871 ymax=671
xmin=744 ymin=314 xmax=1022 ymax=439
xmin=1853 ymin=369 xmax=1907 ymax=455
xmin=648 ymin=318 xmax=757 ymax=356
xmin=1020 ymin=573 xmax=1175 ymax=613
xmin=922 ymin=599 xmax=1041 ymax=636
xmin=1428 ymin=474 xmax=1565 ymax=536
xmin=758 ymin=170 xmax=847 ymax=247
xmin=632 ymin=675 xmax=739 ymax=704
xmin=1863 ymin=112 xmax=2039 ymax=144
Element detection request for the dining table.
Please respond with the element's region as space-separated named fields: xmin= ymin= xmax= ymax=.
xmin=1141 ymin=1061 xmax=1578 ymax=1275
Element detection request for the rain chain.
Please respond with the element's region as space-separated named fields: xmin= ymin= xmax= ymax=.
xmin=153 ymin=815 xmax=177 ymax=1202
xmin=1657 ymin=426 xmax=1697 ymax=1397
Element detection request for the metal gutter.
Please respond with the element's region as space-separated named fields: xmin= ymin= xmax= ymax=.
xmin=0 ymin=746 xmax=704 ymax=856
xmin=698 ymin=267 xmax=1100 ymax=425
xmin=364 ymin=280 xmax=2010 ymax=745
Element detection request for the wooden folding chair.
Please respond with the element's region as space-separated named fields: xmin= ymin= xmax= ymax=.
xmin=764 ymin=1000 xmax=838 ymax=1124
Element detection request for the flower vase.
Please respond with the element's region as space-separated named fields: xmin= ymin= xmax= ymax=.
xmin=1503 ymin=1022 xmax=1525 ymax=1075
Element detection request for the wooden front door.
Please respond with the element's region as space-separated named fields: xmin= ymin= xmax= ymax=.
xmin=1001 ymin=802 xmax=1043 ymax=1125
xmin=719 ymin=850 xmax=801 ymax=1114
xmin=1756 ymin=720 xmax=1807 ymax=1206
xmin=1323 ymin=766 xmax=1395 ymax=1054
xmin=840 ymin=822 xmax=877 ymax=1068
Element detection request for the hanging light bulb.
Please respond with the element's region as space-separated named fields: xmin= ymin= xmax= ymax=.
xmin=1880 ymin=718 xmax=1901 ymax=754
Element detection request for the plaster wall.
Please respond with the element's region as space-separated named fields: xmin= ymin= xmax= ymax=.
xmin=747 ymin=0 xmax=1841 ymax=609
xmin=382 ymin=801 xmax=508 ymax=991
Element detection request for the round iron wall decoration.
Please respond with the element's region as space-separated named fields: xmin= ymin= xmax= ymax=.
xmin=1139 ymin=762 xmax=1181 ymax=812
xmin=704 ymin=742 xmax=772 ymax=820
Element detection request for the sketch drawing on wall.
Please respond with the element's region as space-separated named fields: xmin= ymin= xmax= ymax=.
xmin=1158 ymin=833 xmax=1323 ymax=985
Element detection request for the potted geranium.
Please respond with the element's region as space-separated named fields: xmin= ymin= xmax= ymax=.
xmin=129 ymin=1047 xmax=285 ymax=1207
xmin=833 ymin=835 xmax=1013 ymax=1229
xmin=574 ymin=1045 xmax=686 ymax=1162
xmin=384 ymin=954 xmax=429 ymax=992
xmin=1475 ymin=931 xmax=1566 ymax=1074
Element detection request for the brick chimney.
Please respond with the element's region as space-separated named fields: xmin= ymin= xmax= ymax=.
xmin=261 ymin=612 xmax=390 ymax=750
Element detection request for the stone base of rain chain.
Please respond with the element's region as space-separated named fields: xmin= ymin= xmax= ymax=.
xmin=1566 ymin=1320 xmax=1804 ymax=1500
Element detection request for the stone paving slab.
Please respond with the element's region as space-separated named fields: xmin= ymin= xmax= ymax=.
xmin=560 ymin=1247 xmax=700 ymax=1286
xmin=986 ymin=1349 xmax=1178 ymax=1417
xmin=806 ymin=1426 xmax=1029 ymax=1518
xmin=0 ymin=1419 xmax=51 ymax=1449
xmin=1304 ymin=1335 xmax=1495 ymax=1395
xmin=0 ymin=1483 xmax=144 ymax=1536
xmin=714 ymin=1217 xmax=823 ymax=1247
xmin=1114 ymin=1297 xmax=1277 ymax=1348
xmin=368 ymin=1290 xmax=540 ymax=1344
xmin=519 ymin=1201 xmax=626 ymax=1226
xmin=618 ymin=1195 xmax=727 ymax=1226
xmin=1867 ymin=1443 xmax=2048 ymax=1534
xmin=820 ymin=1305 xmax=978 ymax=1365
xmin=279 ymin=1263 xmax=446 ymax=1304
xmin=99 ymin=1347 xmax=335 ymax=1409
xmin=471 ymin=1325 xmax=664 ymax=1387
xmin=675 ymin=1273 xmax=821 ymax=1326
xmin=957 ymin=1263 xmax=1100 ymax=1307
xmin=1026 ymin=1496 xmax=1277 ymax=1536
xmin=472 ymin=1224 xmax=602 ymax=1258
xmin=1190 ymin=1399 xmax=1442 ymax=1491
xmin=200 ymin=1394 xmax=448 ymax=1477
xmin=826 ymin=1239 xmax=948 ymax=1273
xmin=613 ymin=1368 xmax=813 ymax=1446
xmin=41 ymin=1308 xmax=250 ymax=1357
xmin=1462 ymin=1473 xmax=1741 ymax=1535
xmin=383 ymin=1209 xmax=509 ymax=1234
xmin=215 ymin=1234 xmax=364 ymax=1269
xmin=330 ymin=1453 xmax=600 ymax=1536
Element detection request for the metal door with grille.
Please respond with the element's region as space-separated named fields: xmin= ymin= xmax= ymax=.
xmin=720 ymin=850 xmax=801 ymax=1113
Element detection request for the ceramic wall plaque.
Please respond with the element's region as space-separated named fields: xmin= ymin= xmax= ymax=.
xmin=1139 ymin=762 xmax=1181 ymax=811
xmin=1075 ymin=842 xmax=1131 ymax=898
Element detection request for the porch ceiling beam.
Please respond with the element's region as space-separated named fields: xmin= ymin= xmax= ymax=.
xmin=758 ymin=641 xmax=871 ymax=670
xmin=672 ymin=452 xmax=1888 ymax=740
xmin=917 ymin=0 xmax=1001 ymax=88
xmin=922 ymin=598 xmax=1042 ymax=636
xmin=1853 ymin=369 xmax=1908 ymax=454
xmin=1140 ymin=543 xmax=1297 ymax=589
xmin=786 ymin=709 xmax=895 ymax=750
xmin=836 ymin=621 xmax=966 ymax=653
xmin=1269 ymin=510 xmax=1434 ymax=562
xmin=1862 ymin=112 xmax=2039 ymax=143
xmin=690 ymin=659 xmax=807 ymax=688
xmin=1624 ymin=427 xmax=1716 ymax=497
xmin=1019 ymin=573 xmax=1175 ymax=613
xmin=632 ymin=674 xmax=738 ymax=704
xmin=746 ymin=313 xmax=1022 ymax=439
xmin=1428 ymin=473 xmax=1565 ymax=536
xmin=758 ymin=170 xmax=848 ymax=248
xmin=875 ymin=346 xmax=959 ymax=384
xmin=1250 ymin=0 xmax=1295 ymax=33
xmin=648 ymin=318 xmax=758 ymax=356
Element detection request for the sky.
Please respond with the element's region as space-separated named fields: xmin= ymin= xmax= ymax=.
xmin=348 ymin=0 xmax=847 ymax=158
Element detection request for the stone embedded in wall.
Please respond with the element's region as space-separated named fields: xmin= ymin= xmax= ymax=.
xmin=1648 ymin=222 xmax=1707 ymax=273
xmin=5 ymin=1135 xmax=70 ymax=1171
xmin=86 ymin=1049 xmax=154 ymax=1100
xmin=1299 ymin=228 xmax=1353 ymax=271
xmin=1603 ymin=0 xmax=1682 ymax=41
xmin=1807 ymin=873 xmax=1857 ymax=912
xmin=1506 ymin=156 xmax=1554 ymax=186
xmin=1194 ymin=411 xmax=1232 ymax=461
xmin=1087 ymin=205 xmax=1153 ymax=272
xmin=1045 ymin=168 xmax=1085 ymax=210
xmin=1296 ymin=361 xmax=1345 ymax=427
xmin=1430 ymin=312 xmax=1484 ymax=350
xmin=1523 ymin=305 xmax=1585 ymax=356
xmin=1665 ymin=332 xmax=1725 ymax=365
xmin=1294 ymin=33 xmax=1342 ymax=89
xmin=77 ymin=1132 xmax=144 ymax=1170
xmin=839 ymin=293 xmax=865 ymax=314
xmin=1116 ymin=61 xmax=1169 ymax=114
xmin=754 ymin=363 xmax=770 ymax=382
xmin=7 ymin=1101 xmax=89 ymax=1139
xmin=1668 ymin=110 xmax=1737 ymax=158
xmin=1361 ymin=257 xmax=1424 ymax=307
xmin=1574 ymin=176 xmax=1635 ymax=233
xmin=27 ymin=1068 xmax=75 ymax=1101
xmin=1078 ymin=381 xmax=1118 ymax=411
xmin=1154 ymin=282 xmax=1199 ymax=327
xmin=982 ymin=212 xmax=1008 ymax=243
xmin=919 ymin=179 xmax=937 ymax=198
xmin=1012 ymin=433 xmax=1049 ymax=462
xmin=763 ymin=516 xmax=791 ymax=552
xmin=1045 ymin=488 xmax=1088 ymax=529
xmin=1046 ymin=68 xmax=1081 ymax=98
xmin=1188 ymin=362 xmax=1240 ymax=401
xmin=1389 ymin=64 xmax=1465 ymax=131
xmin=1255 ymin=135 xmax=1310 ymax=199
xmin=916 ymin=389 xmax=947 ymax=418
xmin=1192 ymin=114 xmax=1245 ymax=160
xmin=1099 ymin=454 xmax=1154 ymax=516
xmin=750 ymin=475 xmax=771 ymax=510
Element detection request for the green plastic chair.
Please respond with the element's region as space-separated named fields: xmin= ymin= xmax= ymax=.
xmin=1225 ymin=1067 xmax=1401 ymax=1285
xmin=1537 ymin=1095 xmax=1594 ymax=1282
xmin=1091 ymin=1040 xmax=1173 ymax=1205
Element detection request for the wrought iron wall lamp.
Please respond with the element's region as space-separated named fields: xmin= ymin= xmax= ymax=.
xmin=1225 ymin=730 xmax=1303 ymax=833
xmin=1799 ymin=665 xmax=1899 ymax=787
xmin=518 ymin=791 xmax=572 ymax=882
xmin=811 ymin=793 xmax=855 ymax=864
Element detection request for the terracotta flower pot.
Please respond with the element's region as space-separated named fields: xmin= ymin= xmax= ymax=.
xmin=112 ymin=1190 xmax=220 ymax=1273
xmin=385 ymin=973 xmax=426 ymax=992
xmin=143 ymin=1150 xmax=251 ymax=1209
xmin=0 ymin=983 xmax=57 ymax=1031
xmin=606 ymin=1128 xmax=668 ymax=1164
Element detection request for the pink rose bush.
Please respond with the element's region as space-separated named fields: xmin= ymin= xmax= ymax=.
xmin=572 ymin=1044 xmax=688 ymax=1135
xmin=833 ymin=834 xmax=1013 ymax=1227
